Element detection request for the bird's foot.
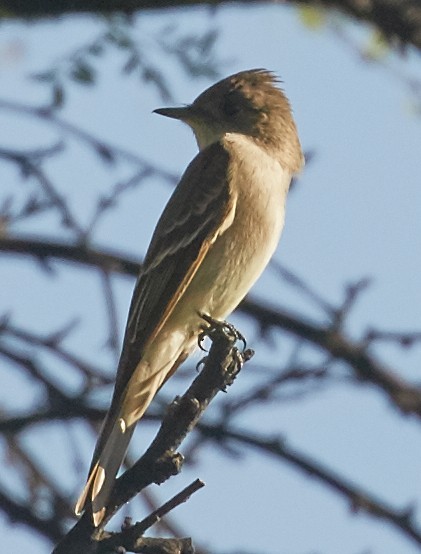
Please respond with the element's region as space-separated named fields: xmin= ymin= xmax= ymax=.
xmin=198 ymin=313 xmax=247 ymax=351
xmin=197 ymin=313 xmax=254 ymax=386
xmin=222 ymin=345 xmax=254 ymax=389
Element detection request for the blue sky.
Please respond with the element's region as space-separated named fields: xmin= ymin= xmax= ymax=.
xmin=1 ymin=4 xmax=421 ymax=553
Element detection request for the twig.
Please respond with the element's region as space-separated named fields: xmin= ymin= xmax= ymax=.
xmin=1 ymin=319 xmax=110 ymax=383
xmin=0 ymin=145 xmax=84 ymax=235
xmin=242 ymin=299 xmax=421 ymax=418
xmin=0 ymin=98 xmax=178 ymax=183
xmin=331 ymin=278 xmax=371 ymax=329
xmin=5 ymin=435 xmax=73 ymax=520
xmin=365 ymin=329 xmax=421 ymax=348
xmin=140 ymin=488 xmax=189 ymax=538
xmin=0 ymin=236 xmax=140 ymax=275
xmin=0 ymin=487 xmax=63 ymax=543
xmin=134 ymin=479 xmax=205 ymax=534
xmin=84 ymin=167 xmax=153 ymax=237
xmin=270 ymin=259 xmax=335 ymax=317
xmin=223 ymin=364 xmax=329 ymax=416
xmin=0 ymin=405 xmax=105 ymax=434
xmin=3 ymin=237 xmax=420 ymax=419
xmin=199 ymin=425 xmax=421 ymax=548
xmin=0 ymin=343 xmax=71 ymax=404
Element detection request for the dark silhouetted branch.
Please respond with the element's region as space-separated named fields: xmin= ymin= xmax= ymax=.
xmin=2 ymin=1 xmax=421 ymax=51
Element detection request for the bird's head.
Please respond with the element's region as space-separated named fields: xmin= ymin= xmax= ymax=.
xmin=154 ymin=69 xmax=304 ymax=172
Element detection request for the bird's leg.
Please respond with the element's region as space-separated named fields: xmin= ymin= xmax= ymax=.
xmin=198 ymin=313 xmax=247 ymax=350
xmin=197 ymin=313 xmax=253 ymax=385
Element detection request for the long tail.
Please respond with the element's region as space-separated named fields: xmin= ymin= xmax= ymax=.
xmin=75 ymin=367 xmax=167 ymax=526
xmin=74 ymin=412 xmax=135 ymax=526
xmin=75 ymin=333 xmax=195 ymax=526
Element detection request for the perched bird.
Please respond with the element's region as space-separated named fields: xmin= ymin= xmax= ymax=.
xmin=75 ymin=69 xmax=304 ymax=526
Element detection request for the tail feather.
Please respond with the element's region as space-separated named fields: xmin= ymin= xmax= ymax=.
xmin=75 ymin=365 xmax=170 ymax=526
xmin=74 ymin=461 xmax=99 ymax=516
xmin=75 ymin=335 xmax=196 ymax=526
xmin=75 ymin=419 xmax=135 ymax=525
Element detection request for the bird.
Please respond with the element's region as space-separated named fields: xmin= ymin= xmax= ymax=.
xmin=75 ymin=68 xmax=304 ymax=526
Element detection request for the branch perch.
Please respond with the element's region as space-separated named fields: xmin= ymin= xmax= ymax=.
xmin=52 ymin=320 xmax=253 ymax=554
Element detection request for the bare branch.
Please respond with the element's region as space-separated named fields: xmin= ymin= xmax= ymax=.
xmin=134 ymin=479 xmax=205 ymax=534
xmin=241 ymin=299 xmax=421 ymax=419
xmin=0 ymin=343 xmax=72 ymax=403
xmin=0 ymin=98 xmax=178 ymax=184
xmin=2 ymin=237 xmax=420 ymax=419
xmin=0 ymin=405 xmax=105 ymax=434
xmin=198 ymin=424 xmax=421 ymax=547
xmin=0 ymin=487 xmax=63 ymax=543
xmin=2 ymin=1 xmax=421 ymax=52
xmin=52 ymin=322 xmax=253 ymax=553
xmin=105 ymin=536 xmax=195 ymax=554
xmin=365 ymin=328 xmax=421 ymax=348
xmin=0 ymin=145 xmax=83 ymax=235
xmin=1 ymin=319 xmax=110 ymax=383
xmin=0 ymin=236 xmax=140 ymax=275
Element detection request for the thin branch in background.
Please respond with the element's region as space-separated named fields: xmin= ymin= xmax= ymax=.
xmin=270 ymin=258 xmax=336 ymax=317
xmin=198 ymin=424 xmax=421 ymax=548
xmin=3 ymin=435 xmax=72 ymax=520
xmin=84 ymin=166 xmax=153 ymax=238
xmin=131 ymin=479 xmax=205 ymax=536
xmin=222 ymin=326 xmax=327 ymax=417
xmin=329 ymin=15 xmax=421 ymax=112
xmin=331 ymin=277 xmax=371 ymax=330
xmin=0 ymin=343 xmax=73 ymax=405
xmin=364 ymin=329 xmax=421 ymax=349
xmin=0 ymin=486 xmax=63 ymax=543
xmin=0 ymin=98 xmax=179 ymax=184
xmin=141 ymin=488 xmax=190 ymax=539
xmin=0 ymin=144 xmax=63 ymax=227
xmin=99 ymin=269 xmax=121 ymax=357
xmin=0 ymin=142 xmax=64 ymax=163
xmin=242 ymin=298 xmax=421 ymax=419
xmin=1 ymin=318 xmax=112 ymax=384
xmin=222 ymin=364 xmax=329 ymax=417
xmin=0 ymin=236 xmax=141 ymax=276
xmin=0 ymin=145 xmax=84 ymax=236
xmin=0 ymin=405 xmax=105 ymax=434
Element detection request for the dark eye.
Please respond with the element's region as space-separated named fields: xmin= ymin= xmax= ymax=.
xmin=222 ymin=91 xmax=242 ymax=116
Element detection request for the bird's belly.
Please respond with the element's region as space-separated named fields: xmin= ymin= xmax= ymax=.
xmin=181 ymin=168 xmax=289 ymax=323
xmin=194 ymin=207 xmax=282 ymax=319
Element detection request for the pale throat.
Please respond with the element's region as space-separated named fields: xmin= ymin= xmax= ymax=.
xmin=189 ymin=120 xmax=281 ymax=160
xmin=189 ymin=121 xmax=225 ymax=150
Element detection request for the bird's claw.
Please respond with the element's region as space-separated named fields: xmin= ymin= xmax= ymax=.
xmin=197 ymin=314 xmax=253 ymax=384
xmin=198 ymin=313 xmax=247 ymax=351
xmin=222 ymin=346 xmax=254 ymax=389
xmin=196 ymin=356 xmax=207 ymax=371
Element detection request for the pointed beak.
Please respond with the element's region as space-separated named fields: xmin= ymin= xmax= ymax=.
xmin=153 ymin=105 xmax=194 ymax=121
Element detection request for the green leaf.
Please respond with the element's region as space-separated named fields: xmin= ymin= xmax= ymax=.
xmin=363 ymin=31 xmax=390 ymax=61
xmin=298 ymin=6 xmax=326 ymax=30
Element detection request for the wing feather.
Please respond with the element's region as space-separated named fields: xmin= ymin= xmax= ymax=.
xmin=114 ymin=140 xmax=235 ymax=401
